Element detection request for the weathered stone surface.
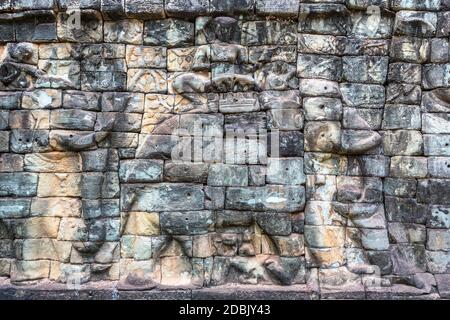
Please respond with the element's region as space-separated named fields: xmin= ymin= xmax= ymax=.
xmin=394 ymin=11 xmax=437 ymax=37
xmin=31 ymin=197 xmax=81 ymax=217
xmin=226 ymin=186 xmax=305 ymax=213
xmin=123 ymin=212 xmax=159 ymax=236
xmin=81 ymin=171 xmax=120 ymax=199
xmin=383 ymin=130 xmax=423 ymax=156
xmin=428 ymin=157 xmax=450 ymax=178
xmin=299 ymin=4 xmax=350 ymax=36
xmin=421 ymin=89 xmax=450 ymax=113
xmin=126 ymin=45 xmax=166 ymax=69
xmin=300 ymin=79 xmax=340 ymax=98
xmin=267 ymin=109 xmax=303 ymax=130
xmin=297 ymin=54 xmax=342 ymax=81
xmin=423 ymin=113 xmax=450 ymax=134
xmin=304 ymin=121 xmax=341 ymax=153
xmin=11 ymin=260 xmax=50 ymax=282
xmin=24 ymin=152 xmax=81 ymax=173
xmin=127 ymin=69 xmax=167 ymax=93
xmin=144 ymin=19 xmax=194 ymax=48
xmin=255 ymin=0 xmax=298 ymax=17
xmin=160 ymin=211 xmax=213 ymax=235
xmin=57 ymin=10 xmax=103 ymax=43
xmin=0 ymin=131 xmax=9 ymax=152
xmin=304 ymin=98 xmax=342 ymax=122
xmin=389 ymin=36 xmax=429 ymax=64
xmin=341 ymin=130 xmax=382 ymax=154
xmin=390 ymin=156 xmax=428 ymax=178
xmin=418 ymin=179 xmax=450 ymax=205
xmin=384 ymin=178 xmax=417 ymax=198
xmin=388 ymin=63 xmax=422 ymax=84
xmin=22 ymin=89 xmax=61 ymax=109
xmin=242 ymin=20 xmax=297 ymax=46
xmin=382 ymin=105 xmax=421 ymax=130
xmin=304 ymin=152 xmax=348 ymax=176
xmin=342 ymin=56 xmax=388 ymax=84
xmin=165 ymin=0 xmax=208 ymax=17
xmin=121 ymin=184 xmax=204 ymax=212
xmin=348 ymin=155 xmax=390 ymax=177
xmin=9 ymin=110 xmax=50 ymax=130
xmin=119 ymin=159 xmax=163 ymax=183
xmin=388 ymin=223 xmax=426 ymax=244
xmin=0 ymin=154 xmax=23 ymax=172
xmin=50 ymin=110 xmax=96 ymax=130
xmin=9 ymin=129 xmax=50 ymax=154
xmin=390 ymin=244 xmax=427 ymax=275
xmin=385 ymin=197 xmax=428 ymax=224
xmin=427 ymin=229 xmax=450 ymax=251
xmin=340 ymin=83 xmax=385 ymax=108
xmin=208 ymin=164 xmax=248 ymax=187
xmin=256 ymin=212 xmax=292 ymax=236
xmin=37 ymin=173 xmax=81 ymax=197
xmin=386 ymin=83 xmax=421 ymax=104
xmin=163 ymin=161 xmax=208 ymax=184
xmin=104 ymin=20 xmax=143 ymax=44
xmin=305 ymin=225 xmax=345 ymax=249
xmin=266 ymin=158 xmax=306 ymax=185
xmin=255 ymin=61 xmax=298 ymax=91
xmin=124 ymin=0 xmax=164 ymax=19
xmin=428 ymin=205 xmax=450 ymax=229
xmin=135 ymin=134 xmax=179 ymax=159
xmin=337 ymin=176 xmax=383 ymax=203
xmin=0 ymin=173 xmax=37 ymax=197
xmin=219 ymin=92 xmax=259 ymax=113
xmin=1 ymin=1 xmax=450 ymax=295
xmin=0 ymin=198 xmax=30 ymax=219
xmin=422 ymin=64 xmax=450 ymax=89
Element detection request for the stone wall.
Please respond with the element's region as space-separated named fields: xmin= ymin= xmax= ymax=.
xmin=0 ymin=0 xmax=449 ymax=298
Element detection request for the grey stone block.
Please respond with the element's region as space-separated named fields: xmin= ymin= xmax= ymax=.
xmin=304 ymin=97 xmax=342 ymax=122
xmin=342 ymin=56 xmax=388 ymax=84
xmin=0 ymin=198 xmax=30 ymax=219
xmin=266 ymin=158 xmax=305 ymax=185
xmin=428 ymin=205 xmax=450 ymax=229
xmin=382 ymin=105 xmax=421 ymax=130
xmin=418 ymin=179 xmax=450 ymax=205
xmin=423 ymin=113 xmax=450 ymax=134
xmin=428 ymin=157 xmax=450 ymax=178
xmin=165 ymin=0 xmax=208 ymax=17
xmin=297 ymin=54 xmax=342 ymax=81
xmin=160 ymin=211 xmax=213 ymax=235
xmin=0 ymin=173 xmax=37 ymax=197
xmin=256 ymin=212 xmax=291 ymax=236
xmin=340 ymin=83 xmax=385 ymax=108
xmin=209 ymin=0 xmax=254 ymax=15
xmin=226 ymin=185 xmax=305 ymax=212
xmin=388 ymin=62 xmax=422 ymax=84
xmin=119 ymin=159 xmax=163 ymax=183
xmin=124 ymin=0 xmax=164 ymax=19
xmin=144 ymin=19 xmax=194 ymax=48
xmin=384 ymin=178 xmax=417 ymax=198
xmin=50 ymin=110 xmax=96 ymax=131
xmin=385 ymin=196 xmax=428 ymax=223
xmin=121 ymin=183 xmax=204 ymax=212
xmin=208 ymin=164 xmax=248 ymax=187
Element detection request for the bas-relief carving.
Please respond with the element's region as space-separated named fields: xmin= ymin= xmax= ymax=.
xmin=0 ymin=1 xmax=449 ymax=298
